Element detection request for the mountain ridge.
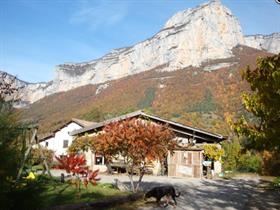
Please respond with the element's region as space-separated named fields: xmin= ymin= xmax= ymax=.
xmin=2 ymin=0 xmax=279 ymax=105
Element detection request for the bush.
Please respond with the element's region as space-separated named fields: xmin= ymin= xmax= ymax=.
xmin=221 ymin=139 xmax=241 ymax=171
xmin=272 ymin=177 xmax=280 ymax=189
xmin=261 ymin=150 xmax=280 ymax=176
xmin=6 ymin=181 xmax=45 ymax=210
xmin=237 ymin=151 xmax=262 ymax=173
xmin=5 ymin=175 xmax=58 ymax=210
xmin=29 ymin=148 xmax=54 ymax=167
xmin=222 ymin=139 xmax=263 ymax=174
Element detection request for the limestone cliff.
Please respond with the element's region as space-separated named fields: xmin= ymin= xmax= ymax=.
xmin=2 ymin=0 xmax=279 ymax=104
xmin=245 ymin=33 xmax=280 ymax=54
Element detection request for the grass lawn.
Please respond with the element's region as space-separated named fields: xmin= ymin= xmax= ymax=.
xmin=39 ymin=181 xmax=129 ymax=208
xmin=9 ymin=175 xmax=148 ymax=210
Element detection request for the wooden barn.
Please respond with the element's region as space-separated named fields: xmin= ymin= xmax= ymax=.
xmin=70 ymin=111 xmax=226 ymax=178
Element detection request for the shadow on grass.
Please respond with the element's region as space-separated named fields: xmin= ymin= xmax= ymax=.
xmin=40 ymin=181 xmax=130 ymax=210
xmin=42 ymin=186 xmax=110 ymax=207
xmin=57 ymin=183 xmax=71 ymax=194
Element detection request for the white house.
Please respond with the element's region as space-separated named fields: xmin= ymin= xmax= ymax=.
xmin=39 ymin=118 xmax=95 ymax=157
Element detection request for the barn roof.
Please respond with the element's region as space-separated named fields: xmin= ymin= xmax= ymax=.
xmin=70 ymin=111 xmax=226 ymax=143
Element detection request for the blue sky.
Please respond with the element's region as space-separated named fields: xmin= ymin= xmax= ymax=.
xmin=0 ymin=0 xmax=279 ymax=83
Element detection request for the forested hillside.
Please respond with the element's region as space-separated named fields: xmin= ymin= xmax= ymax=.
xmin=20 ymin=46 xmax=271 ymax=135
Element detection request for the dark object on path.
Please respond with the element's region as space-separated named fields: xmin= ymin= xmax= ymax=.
xmin=145 ymin=186 xmax=180 ymax=206
xmin=60 ymin=173 xmax=65 ymax=183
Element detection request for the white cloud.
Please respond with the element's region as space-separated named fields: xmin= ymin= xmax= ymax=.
xmin=70 ymin=0 xmax=129 ymax=30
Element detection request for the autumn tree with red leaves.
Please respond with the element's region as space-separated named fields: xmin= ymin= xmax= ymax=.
xmin=71 ymin=118 xmax=177 ymax=192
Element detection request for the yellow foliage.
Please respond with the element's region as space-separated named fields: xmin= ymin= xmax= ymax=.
xmin=25 ymin=171 xmax=36 ymax=180
xmin=203 ymin=144 xmax=224 ymax=161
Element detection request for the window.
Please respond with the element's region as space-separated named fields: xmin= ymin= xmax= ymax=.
xmin=45 ymin=142 xmax=49 ymax=147
xmin=63 ymin=140 xmax=69 ymax=148
xmin=95 ymin=154 xmax=104 ymax=165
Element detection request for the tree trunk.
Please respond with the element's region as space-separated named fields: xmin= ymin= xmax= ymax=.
xmin=126 ymin=165 xmax=135 ymax=192
xmin=106 ymin=162 xmax=113 ymax=174
xmin=136 ymin=169 xmax=145 ymax=191
xmin=128 ymin=173 xmax=135 ymax=192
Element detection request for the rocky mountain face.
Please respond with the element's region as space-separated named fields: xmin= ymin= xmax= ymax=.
xmin=245 ymin=33 xmax=280 ymax=54
xmin=0 ymin=70 xmax=50 ymax=106
xmin=3 ymin=0 xmax=280 ymax=105
xmin=0 ymin=71 xmax=28 ymax=105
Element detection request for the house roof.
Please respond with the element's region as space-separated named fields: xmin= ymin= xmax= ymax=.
xmin=37 ymin=132 xmax=55 ymax=142
xmin=38 ymin=118 xmax=95 ymax=142
xmin=70 ymin=110 xmax=226 ymax=143
xmin=71 ymin=118 xmax=95 ymax=127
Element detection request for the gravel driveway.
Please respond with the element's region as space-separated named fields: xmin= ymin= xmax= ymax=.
xmin=50 ymin=170 xmax=280 ymax=210
xmin=99 ymin=174 xmax=280 ymax=210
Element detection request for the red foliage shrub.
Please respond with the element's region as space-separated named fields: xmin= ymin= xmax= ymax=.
xmin=55 ymin=155 xmax=100 ymax=189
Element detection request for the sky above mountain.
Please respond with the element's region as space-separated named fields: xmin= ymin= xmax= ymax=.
xmin=0 ymin=0 xmax=279 ymax=83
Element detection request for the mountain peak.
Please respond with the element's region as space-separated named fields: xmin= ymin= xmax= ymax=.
xmin=164 ymin=0 xmax=232 ymax=29
xmin=9 ymin=1 xmax=279 ymax=105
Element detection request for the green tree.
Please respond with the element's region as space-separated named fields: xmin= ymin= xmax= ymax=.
xmin=222 ymin=139 xmax=262 ymax=173
xmin=221 ymin=139 xmax=241 ymax=171
xmin=237 ymin=151 xmax=262 ymax=173
xmin=233 ymin=54 xmax=280 ymax=152
xmin=188 ymin=89 xmax=220 ymax=113
xmin=0 ymin=73 xmax=24 ymax=208
xmin=0 ymin=103 xmax=22 ymax=181
xmin=0 ymin=73 xmax=23 ymax=182
xmin=137 ymin=87 xmax=156 ymax=109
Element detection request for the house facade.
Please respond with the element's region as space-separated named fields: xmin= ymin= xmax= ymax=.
xmin=39 ymin=119 xmax=94 ymax=157
xmin=70 ymin=111 xmax=226 ymax=178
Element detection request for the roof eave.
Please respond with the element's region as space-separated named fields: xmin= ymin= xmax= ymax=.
xmin=70 ymin=110 xmax=143 ymax=136
xmin=70 ymin=111 xmax=226 ymax=142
